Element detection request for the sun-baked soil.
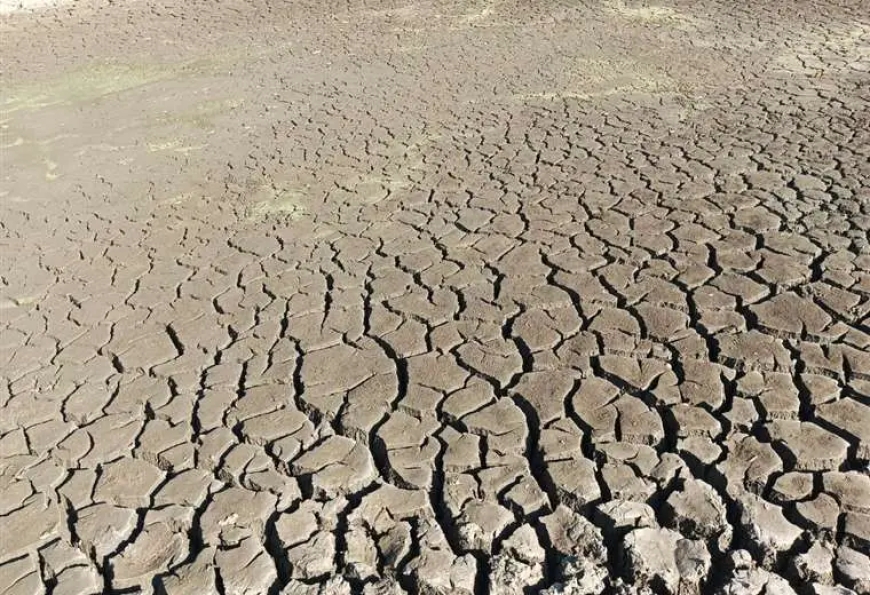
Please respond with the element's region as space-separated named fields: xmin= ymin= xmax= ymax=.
xmin=1 ymin=1 xmax=869 ymax=593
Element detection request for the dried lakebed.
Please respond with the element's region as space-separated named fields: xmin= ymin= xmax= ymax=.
xmin=1 ymin=0 xmax=869 ymax=594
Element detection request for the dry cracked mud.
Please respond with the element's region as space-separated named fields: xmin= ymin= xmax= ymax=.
xmin=1 ymin=0 xmax=869 ymax=594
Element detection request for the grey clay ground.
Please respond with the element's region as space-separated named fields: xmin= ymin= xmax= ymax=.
xmin=1 ymin=0 xmax=869 ymax=593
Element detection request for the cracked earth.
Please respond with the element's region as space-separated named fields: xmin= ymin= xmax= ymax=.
xmin=1 ymin=0 xmax=869 ymax=594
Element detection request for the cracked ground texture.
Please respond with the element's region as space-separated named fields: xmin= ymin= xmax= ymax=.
xmin=1 ymin=0 xmax=870 ymax=593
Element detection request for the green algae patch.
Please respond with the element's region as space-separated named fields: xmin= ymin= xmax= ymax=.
xmin=152 ymin=98 xmax=245 ymax=131
xmin=245 ymin=186 xmax=308 ymax=221
xmin=1 ymin=63 xmax=176 ymax=114
xmin=511 ymin=57 xmax=680 ymax=104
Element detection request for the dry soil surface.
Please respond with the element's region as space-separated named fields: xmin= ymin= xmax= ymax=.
xmin=1 ymin=0 xmax=870 ymax=594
